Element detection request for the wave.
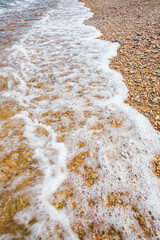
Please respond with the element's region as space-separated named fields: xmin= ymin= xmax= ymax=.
xmin=0 ymin=0 xmax=159 ymax=239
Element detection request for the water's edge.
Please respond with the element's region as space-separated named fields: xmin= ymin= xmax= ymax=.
xmin=0 ymin=0 xmax=160 ymax=239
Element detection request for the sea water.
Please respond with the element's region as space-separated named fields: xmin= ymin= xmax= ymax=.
xmin=0 ymin=0 xmax=160 ymax=239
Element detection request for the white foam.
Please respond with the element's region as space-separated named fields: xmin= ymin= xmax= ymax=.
xmin=0 ymin=0 xmax=160 ymax=239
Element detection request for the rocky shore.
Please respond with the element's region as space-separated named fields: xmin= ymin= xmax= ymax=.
xmin=80 ymin=0 xmax=160 ymax=131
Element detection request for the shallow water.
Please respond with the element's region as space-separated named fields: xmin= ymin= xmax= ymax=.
xmin=0 ymin=0 xmax=160 ymax=239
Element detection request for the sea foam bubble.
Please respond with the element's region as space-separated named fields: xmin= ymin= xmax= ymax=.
xmin=0 ymin=0 xmax=159 ymax=239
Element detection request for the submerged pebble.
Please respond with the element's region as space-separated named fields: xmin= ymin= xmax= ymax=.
xmin=0 ymin=0 xmax=160 ymax=239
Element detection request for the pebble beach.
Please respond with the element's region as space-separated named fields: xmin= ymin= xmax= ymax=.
xmin=0 ymin=0 xmax=160 ymax=239
xmin=80 ymin=0 xmax=160 ymax=131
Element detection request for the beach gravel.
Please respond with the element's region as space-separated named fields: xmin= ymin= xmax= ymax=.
xmin=80 ymin=0 xmax=160 ymax=131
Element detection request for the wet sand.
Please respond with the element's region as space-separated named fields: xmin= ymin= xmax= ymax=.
xmin=80 ymin=0 xmax=160 ymax=131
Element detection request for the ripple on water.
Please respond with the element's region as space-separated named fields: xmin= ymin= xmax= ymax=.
xmin=0 ymin=0 xmax=160 ymax=239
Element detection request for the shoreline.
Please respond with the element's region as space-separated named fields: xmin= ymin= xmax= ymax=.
xmin=80 ymin=0 xmax=160 ymax=132
xmin=0 ymin=0 xmax=160 ymax=238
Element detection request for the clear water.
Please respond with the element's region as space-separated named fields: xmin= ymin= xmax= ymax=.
xmin=0 ymin=0 xmax=160 ymax=239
